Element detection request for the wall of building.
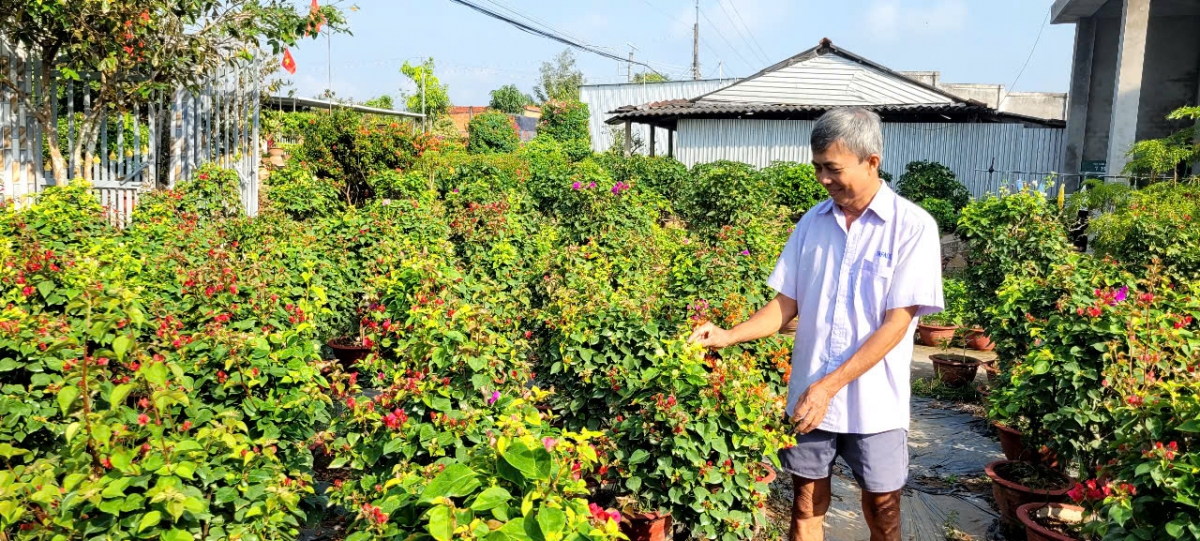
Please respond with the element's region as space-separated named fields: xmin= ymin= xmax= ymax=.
xmin=579 ymin=79 xmax=738 ymax=154
xmin=1081 ymin=12 xmax=1121 ymax=163
xmin=897 ymin=74 xmax=1068 ymax=120
xmin=675 ymin=118 xmax=1064 ymax=198
xmin=1135 ymin=5 xmax=1200 ymax=141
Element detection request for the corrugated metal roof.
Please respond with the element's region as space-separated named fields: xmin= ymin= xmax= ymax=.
xmin=604 ymin=101 xmax=990 ymax=122
xmin=580 ymin=79 xmax=739 ymax=153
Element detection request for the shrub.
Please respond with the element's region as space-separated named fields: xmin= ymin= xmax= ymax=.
xmin=896 ymin=160 xmax=969 ymax=211
xmin=467 ymin=110 xmax=520 ymax=154
xmin=538 ymin=100 xmax=590 ymax=147
xmin=265 ymin=161 xmax=344 ymax=220
xmin=917 ymin=197 xmax=957 ymax=234
xmin=921 ymin=277 xmax=967 ymax=327
xmin=595 ymin=153 xmax=690 ymax=201
xmin=761 ymin=161 xmax=825 ymax=220
xmin=1091 ymin=181 xmax=1200 ymax=282
xmin=680 ymin=161 xmax=774 ymax=234
xmin=293 ymin=110 xmax=418 ymax=204
xmin=366 ymin=169 xmax=431 ymax=201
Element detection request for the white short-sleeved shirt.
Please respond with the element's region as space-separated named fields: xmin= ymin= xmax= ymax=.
xmin=767 ymin=182 xmax=944 ymax=434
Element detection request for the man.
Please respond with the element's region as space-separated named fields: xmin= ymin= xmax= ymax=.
xmin=689 ymin=108 xmax=944 ymax=541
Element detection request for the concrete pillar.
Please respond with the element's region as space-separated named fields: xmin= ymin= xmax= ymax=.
xmin=1106 ymin=0 xmax=1150 ymax=179
xmin=1062 ymin=18 xmax=1096 ymax=186
xmin=624 ymin=121 xmax=632 ymax=157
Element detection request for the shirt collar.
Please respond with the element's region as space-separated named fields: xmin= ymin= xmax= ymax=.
xmin=817 ymin=181 xmax=895 ymax=222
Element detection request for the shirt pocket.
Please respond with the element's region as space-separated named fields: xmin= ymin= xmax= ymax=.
xmin=858 ymin=259 xmax=895 ymax=326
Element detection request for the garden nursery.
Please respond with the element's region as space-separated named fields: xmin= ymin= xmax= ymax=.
xmin=2 ymin=101 xmax=1199 ymax=541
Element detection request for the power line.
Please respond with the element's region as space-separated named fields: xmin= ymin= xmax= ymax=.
xmin=636 ymin=0 xmax=732 ymax=78
xmin=713 ymin=0 xmax=768 ymax=64
xmin=717 ymin=0 xmax=769 ymax=63
xmin=446 ymin=0 xmax=667 ymax=78
xmin=698 ymin=7 xmax=757 ymax=72
xmin=479 ymin=0 xmax=613 ymax=54
xmin=999 ymin=6 xmax=1050 ymax=108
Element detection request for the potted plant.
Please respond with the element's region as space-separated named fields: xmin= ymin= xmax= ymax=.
xmin=1017 ymin=502 xmax=1095 ymax=541
xmin=918 ymin=277 xmax=966 ymax=346
xmin=929 ymin=331 xmax=981 ymax=388
xmin=327 ymin=305 xmax=374 ymax=371
xmin=963 ymin=326 xmax=995 ymax=351
xmin=985 ymin=460 xmax=1073 ymax=525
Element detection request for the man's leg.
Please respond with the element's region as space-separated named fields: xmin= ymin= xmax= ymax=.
xmin=789 ymin=475 xmax=831 ymax=541
xmin=860 ymin=489 xmax=902 ymax=541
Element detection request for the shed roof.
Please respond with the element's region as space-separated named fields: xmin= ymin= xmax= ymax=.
xmin=605 ymin=39 xmax=1064 ymax=129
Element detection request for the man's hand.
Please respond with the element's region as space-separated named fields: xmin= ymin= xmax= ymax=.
xmin=688 ymin=322 xmax=735 ymax=349
xmin=790 ymin=382 xmax=835 ymax=434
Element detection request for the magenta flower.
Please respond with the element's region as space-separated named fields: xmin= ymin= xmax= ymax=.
xmin=486 ymin=390 xmax=500 ymax=406
xmin=542 ymin=437 xmax=557 ymax=451
xmin=1114 ymin=286 xmax=1128 ymax=303
xmin=587 ymin=181 xmax=596 ymax=189
xmin=572 ymin=181 xmax=582 ymax=190
xmin=740 ymin=249 xmax=750 ymax=256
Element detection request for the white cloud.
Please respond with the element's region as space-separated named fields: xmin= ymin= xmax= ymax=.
xmin=867 ymin=0 xmax=967 ymax=40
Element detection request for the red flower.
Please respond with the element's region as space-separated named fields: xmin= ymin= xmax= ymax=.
xmin=21 ymin=286 xmax=34 ymax=297
xmin=1139 ymin=293 xmax=1154 ymax=303
xmin=137 ymin=413 xmax=150 ymax=426
xmin=101 ymin=456 xmax=113 ymax=469
xmin=138 ymin=397 xmax=150 ymax=409
xmin=180 ymin=420 xmax=192 ymax=431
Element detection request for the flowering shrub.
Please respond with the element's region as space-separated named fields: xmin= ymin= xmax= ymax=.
xmin=917 ymin=197 xmax=957 ymax=234
xmin=895 ymin=160 xmax=969 ymax=212
xmin=538 ymin=100 xmax=590 ymax=148
xmin=467 ymin=110 xmax=520 ymax=155
xmin=596 ymin=153 xmax=690 ymax=200
xmin=1091 ymin=181 xmax=1200 ymax=281
xmin=760 ymin=161 xmax=825 ymax=220
xmin=264 ymin=161 xmax=344 ymax=220
xmin=293 ymin=109 xmax=419 ymax=204
xmin=680 ymin=161 xmax=775 ymax=235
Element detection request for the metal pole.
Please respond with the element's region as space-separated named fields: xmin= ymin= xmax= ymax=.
xmin=326 ymin=27 xmax=332 ymax=110
xmin=692 ymin=0 xmax=700 ymax=80
xmin=421 ymin=69 xmax=426 ymax=133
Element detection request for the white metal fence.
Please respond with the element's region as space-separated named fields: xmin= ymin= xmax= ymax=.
xmin=0 ymin=36 xmax=261 ymax=226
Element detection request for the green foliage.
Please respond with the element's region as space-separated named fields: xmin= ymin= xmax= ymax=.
xmin=761 ymin=161 xmax=825 ymax=220
xmin=1123 ymin=105 xmax=1200 ymax=181
xmin=533 ymin=49 xmax=584 ymax=103
xmin=488 ymin=84 xmax=533 ymax=115
xmin=400 ymin=58 xmax=451 ymax=117
xmin=292 ymin=109 xmax=419 ymax=204
xmin=361 ymin=95 xmax=394 ymax=110
xmin=595 ymin=153 xmax=690 ymax=199
xmin=681 ymin=161 xmax=774 ymax=234
xmin=265 ymin=162 xmax=344 ymax=220
xmin=918 ymin=197 xmax=958 ymax=234
xmin=896 ymin=160 xmax=970 ymax=212
xmin=632 ymin=72 xmax=671 ymax=83
xmin=538 ymin=100 xmax=591 ymax=148
xmin=467 ymin=110 xmax=520 ymax=155
xmin=922 ymin=277 xmax=967 ymax=327
xmin=1091 ymin=181 xmax=1200 ymax=282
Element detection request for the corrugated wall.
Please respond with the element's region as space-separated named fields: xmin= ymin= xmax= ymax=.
xmin=676 ymin=119 xmax=1064 ymax=198
xmin=580 ymin=79 xmax=738 ymax=154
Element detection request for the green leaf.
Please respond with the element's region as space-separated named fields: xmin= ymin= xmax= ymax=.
xmin=138 ymin=510 xmax=162 ymax=533
xmin=428 ymin=505 xmax=455 ymax=541
xmin=57 ymin=385 xmax=79 ymax=416
xmin=345 ymin=533 xmax=374 ymax=541
xmin=160 ymin=529 xmax=193 ymax=541
xmin=626 ymin=476 xmax=642 ymax=492
xmin=215 ymin=487 xmax=238 ymax=505
xmin=102 ymin=477 xmax=131 ymax=498
xmin=109 ymin=384 xmax=133 ymax=409
xmin=536 ymin=507 xmax=566 ymax=540
xmin=36 ymin=281 xmax=55 ymax=298
xmin=501 ymin=440 xmax=552 ymax=481
xmin=1177 ymin=419 xmax=1200 ymax=432
xmin=113 ymin=335 xmax=132 ymax=362
xmin=1166 ymin=520 xmax=1186 ymax=538
xmin=470 ymin=486 xmax=512 ymax=511
xmin=419 ymin=463 xmax=481 ymax=504
xmin=628 ymin=449 xmax=650 ymax=465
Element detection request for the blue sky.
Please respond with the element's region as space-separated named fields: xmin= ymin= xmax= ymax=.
xmin=284 ymin=0 xmax=1077 ymax=107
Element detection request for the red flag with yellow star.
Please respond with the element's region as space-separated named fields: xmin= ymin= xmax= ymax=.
xmin=281 ymin=48 xmax=296 ymax=74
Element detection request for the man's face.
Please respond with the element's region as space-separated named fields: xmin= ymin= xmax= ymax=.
xmin=812 ymin=140 xmax=881 ymax=207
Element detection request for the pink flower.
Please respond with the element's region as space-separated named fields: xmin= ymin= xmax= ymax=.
xmin=740 ymin=249 xmax=750 ymax=256
xmin=137 ymin=413 xmax=149 ymax=426
xmin=542 ymin=437 xmax=557 ymax=451
xmin=572 ymin=181 xmax=582 ymax=190
xmin=486 ymin=390 xmax=500 ymax=406
xmin=1067 ymin=483 xmax=1085 ymax=502
xmin=1114 ymin=286 xmax=1128 ymax=303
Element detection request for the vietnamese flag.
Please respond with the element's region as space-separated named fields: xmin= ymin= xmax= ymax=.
xmin=281 ymin=48 xmax=296 ymax=74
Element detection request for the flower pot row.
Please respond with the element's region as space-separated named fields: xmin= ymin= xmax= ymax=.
xmin=986 ymin=424 xmax=1087 ymax=540
xmin=916 ymin=323 xmax=994 ymax=350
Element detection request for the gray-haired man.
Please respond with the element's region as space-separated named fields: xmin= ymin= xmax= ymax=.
xmin=690 ymin=108 xmax=945 ymax=540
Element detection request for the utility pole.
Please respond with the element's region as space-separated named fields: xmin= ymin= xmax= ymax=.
xmin=626 ymin=43 xmax=638 ymax=83
xmin=326 ymin=26 xmax=332 ymax=111
xmin=421 ymin=69 xmax=427 ymax=133
xmin=692 ymin=0 xmax=701 ymax=80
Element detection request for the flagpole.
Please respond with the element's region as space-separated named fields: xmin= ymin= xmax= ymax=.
xmin=326 ymin=25 xmax=332 ymax=110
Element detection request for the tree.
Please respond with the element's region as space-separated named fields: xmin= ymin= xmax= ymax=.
xmin=1123 ymin=105 xmax=1200 ymax=183
xmin=400 ymin=58 xmax=451 ymax=118
xmin=533 ymin=49 xmax=584 ymax=103
xmin=633 ymin=72 xmax=670 ymax=83
xmin=362 ymin=95 xmax=394 ymax=110
xmin=0 ymin=0 xmax=347 ymax=184
xmin=467 ymin=110 xmax=519 ymax=154
xmin=489 ymin=84 xmax=532 ymax=115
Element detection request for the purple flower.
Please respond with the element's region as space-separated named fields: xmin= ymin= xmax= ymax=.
xmin=587 ymin=182 xmax=596 ymax=189
xmin=486 ymin=390 xmax=500 ymax=406
xmin=740 ymin=249 xmax=750 ymax=256
xmin=572 ymin=181 xmax=582 ymax=190
xmin=451 ymin=188 xmax=459 ymax=194
xmin=1115 ymin=286 xmax=1128 ymax=304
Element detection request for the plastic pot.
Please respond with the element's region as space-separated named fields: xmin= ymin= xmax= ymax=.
xmin=917 ymin=323 xmax=958 ymax=347
xmin=327 ymin=338 xmax=371 ymax=371
xmin=930 ymin=353 xmax=980 ymax=388
xmin=620 ymin=512 xmax=672 ymax=541
xmin=1017 ymin=502 xmax=1087 ymax=541
xmin=964 ymin=327 xmax=995 ymax=351
xmin=985 ymin=460 xmax=1071 ymax=525
xmin=995 ymin=422 xmax=1034 ymax=462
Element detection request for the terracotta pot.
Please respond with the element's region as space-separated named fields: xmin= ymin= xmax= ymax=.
xmin=930 ymin=353 xmax=980 ymax=388
xmin=327 ymin=338 xmax=371 ymax=371
xmin=620 ymin=512 xmax=672 ymax=541
xmin=268 ymin=146 xmax=286 ymax=167
xmin=995 ymin=422 xmax=1034 ymax=462
xmin=964 ymin=327 xmax=995 ymax=351
xmin=1018 ymin=502 xmax=1087 ymax=541
xmin=985 ymin=460 xmax=1071 ymax=525
xmin=917 ymin=323 xmax=958 ymax=347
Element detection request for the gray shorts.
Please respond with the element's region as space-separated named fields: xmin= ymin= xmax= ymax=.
xmin=777 ymin=428 xmax=909 ymax=493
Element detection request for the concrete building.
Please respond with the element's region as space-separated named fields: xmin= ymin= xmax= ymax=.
xmin=1054 ymin=0 xmax=1200 ymax=183
xmin=899 ymin=71 xmax=1068 ymax=121
xmin=606 ymin=39 xmax=1065 ymax=198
